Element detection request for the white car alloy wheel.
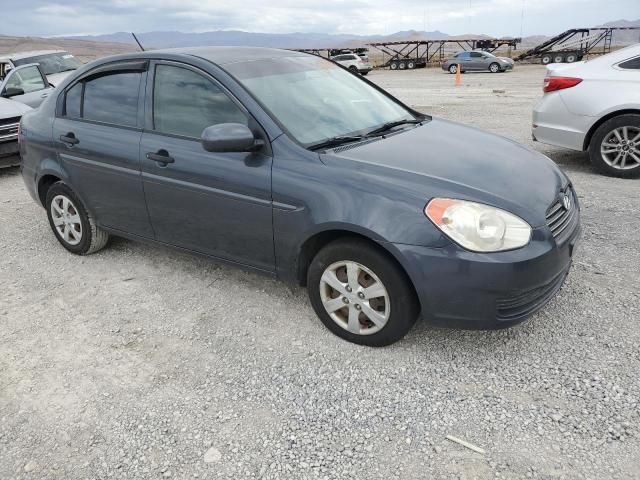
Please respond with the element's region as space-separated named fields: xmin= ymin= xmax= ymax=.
xmin=319 ymin=260 xmax=390 ymax=336
xmin=600 ymin=126 xmax=640 ymax=170
xmin=50 ymin=194 xmax=83 ymax=246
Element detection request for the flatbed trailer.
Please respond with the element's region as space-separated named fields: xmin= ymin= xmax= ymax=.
xmin=515 ymin=27 xmax=640 ymax=64
xmin=293 ymin=47 xmax=369 ymax=59
xmin=367 ymin=38 xmax=520 ymax=70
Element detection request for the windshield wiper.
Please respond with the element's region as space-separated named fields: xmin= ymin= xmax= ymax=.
xmin=365 ymin=119 xmax=422 ymax=137
xmin=308 ymin=135 xmax=366 ymax=151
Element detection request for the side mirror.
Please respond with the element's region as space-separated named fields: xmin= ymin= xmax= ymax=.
xmin=2 ymin=87 xmax=25 ymax=98
xmin=201 ymin=123 xmax=263 ymax=153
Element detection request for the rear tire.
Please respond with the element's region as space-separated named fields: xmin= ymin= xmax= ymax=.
xmin=553 ymin=53 xmax=565 ymax=63
xmin=348 ymin=65 xmax=358 ymax=74
xmin=541 ymin=54 xmax=553 ymax=65
xmin=448 ymin=64 xmax=458 ymax=74
xmin=390 ymin=61 xmax=398 ymax=70
xmin=588 ymin=114 xmax=640 ymax=178
xmin=45 ymin=182 xmax=109 ymax=255
xmin=565 ymin=53 xmax=578 ymax=63
xmin=398 ymin=62 xmax=407 ymax=70
xmin=307 ymin=239 xmax=419 ymax=347
xmin=407 ymin=61 xmax=416 ymax=69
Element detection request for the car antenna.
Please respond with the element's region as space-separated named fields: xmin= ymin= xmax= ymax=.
xmin=131 ymin=32 xmax=145 ymax=52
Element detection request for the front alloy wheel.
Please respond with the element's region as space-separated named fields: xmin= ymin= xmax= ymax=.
xmin=489 ymin=62 xmax=500 ymax=73
xmin=307 ymin=239 xmax=419 ymax=346
xmin=319 ymin=261 xmax=390 ymax=335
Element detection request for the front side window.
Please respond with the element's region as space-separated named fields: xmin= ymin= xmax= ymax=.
xmin=226 ymin=55 xmax=416 ymax=147
xmin=153 ymin=64 xmax=247 ymax=138
xmin=63 ymin=71 xmax=141 ymax=127
xmin=6 ymin=65 xmax=45 ymax=93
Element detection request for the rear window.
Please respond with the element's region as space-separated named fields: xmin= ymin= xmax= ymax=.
xmin=618 ymin=56 xmax=640 ymax=70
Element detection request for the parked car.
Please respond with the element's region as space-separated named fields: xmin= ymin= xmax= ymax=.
xmin=330 ymin=53 xmax=373 ymax=75
xmin=0 ymin=50 xmax=82 ymax=86
xmin=0 ymin=97 xmax=31 ymax=168
xmin=20 ymin=48 xmax=580 ymax=346
xmin=533 ymin=44 xmax=640 ymax=178
xmin=442 ymin=51 xmax=514 ymax=74
xmin=1 ymin=63 xmax=53 ymax=108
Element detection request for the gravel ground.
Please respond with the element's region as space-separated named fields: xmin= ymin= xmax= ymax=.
xmin=1 ymin=64 xmax=639 ymax=480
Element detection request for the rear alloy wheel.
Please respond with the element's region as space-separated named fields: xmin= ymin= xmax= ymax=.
xmin=589 ymin=115 xmax=640 ymax=178
xmin=307 ymin=239 xmax=419 ymax=347
xmin=448 ymin=64 xmax=458 ymax=74
xmin=46 ymin=182 xmax=109 ymax=254
xmin=489 ymin=62 xmax=500 ymax=73
xmin=541 ymin=54 xmax=553 ymax=65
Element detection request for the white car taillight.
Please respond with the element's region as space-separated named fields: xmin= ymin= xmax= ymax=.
xmin=543 ymin=77 xmax=583 ymax=93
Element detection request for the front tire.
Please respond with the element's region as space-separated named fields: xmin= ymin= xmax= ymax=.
xmin=588 ymin=115 xmax=640 ymax=178
xmin=307 ymin=239 xmax=419 ymax=347
xmin=45 ymin=182 xmax=109 ymax=255
xmin=489 ymin=62 xmax=500 ymax=73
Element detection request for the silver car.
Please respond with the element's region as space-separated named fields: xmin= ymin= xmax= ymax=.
xmin=532 ymin=44 xmax=640 ymax=178
xmin=442 ymin=51 xmax=514 ymax=74
xmin=0 ymin=50 xmax=82 ymax=87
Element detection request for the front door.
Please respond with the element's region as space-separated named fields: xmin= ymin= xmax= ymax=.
xmin=52 ymin=63 xmax=154 ymax=238
xmin=140 ymin=62 xmax=274 ymax=272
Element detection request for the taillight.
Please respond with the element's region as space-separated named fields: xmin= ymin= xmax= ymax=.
xmin=543 ymin=76 xmax=582 ymax=93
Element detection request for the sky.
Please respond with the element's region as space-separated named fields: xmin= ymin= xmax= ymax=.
xmin=2 ymin=0 xmax=638 ymax=38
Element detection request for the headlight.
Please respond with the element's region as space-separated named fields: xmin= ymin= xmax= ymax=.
xmin=425 ymin=198 xmax=532 ymax=252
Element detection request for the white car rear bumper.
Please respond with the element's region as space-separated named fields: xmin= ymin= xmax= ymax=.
xmin=532 ymin=93 xmax=593 ymax=152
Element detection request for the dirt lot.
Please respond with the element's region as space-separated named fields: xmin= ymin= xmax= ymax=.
xmin=1 ymin=64 xmax=639 ymax=480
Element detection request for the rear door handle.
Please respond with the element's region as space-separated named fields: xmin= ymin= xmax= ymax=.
xmin=146 ymin=150 xmax=175 ymax=165
xmin=59 ymin=133 xmax=79 ymax=146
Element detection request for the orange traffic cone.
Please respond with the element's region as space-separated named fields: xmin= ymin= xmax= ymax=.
xmin=455 ymin=64 xmax=462 ymax=86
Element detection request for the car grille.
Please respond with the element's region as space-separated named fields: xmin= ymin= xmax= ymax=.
xmin=546 ymin=186 xmax=579 ymax=245
xmin=496 ymin=268 xmax=569 ymax=321
xmin=0 ymin=116 xmax=20 ymax=143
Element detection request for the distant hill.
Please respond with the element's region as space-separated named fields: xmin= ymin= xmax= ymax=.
xmin=67 ymin=30 xmax=450 ymax=50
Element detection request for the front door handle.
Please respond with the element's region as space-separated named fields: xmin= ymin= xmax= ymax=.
xmin=59 ymin=133 xmax=79 ymax=146
xmin=146 ymin=150 xmax=175 ymax=165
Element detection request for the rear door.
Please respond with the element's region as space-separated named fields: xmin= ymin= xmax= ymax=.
xmin=52 ymin=61 xmax=154 ymax=238
xmin=455 ymin=52 xmax=472 ymax=69
xmin=139 ymin=61 xmax=274 ymax=271
xmin=0 ymin=64 xmax=53 ymax=107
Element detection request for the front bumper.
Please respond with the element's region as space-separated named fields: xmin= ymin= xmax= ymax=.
xmin=392 ymin=220 xmax=580 ymax=329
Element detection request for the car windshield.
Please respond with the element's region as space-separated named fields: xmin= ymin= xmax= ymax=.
xmin=13 ymin=53 xmax=82 ymax=75
xmin=226 ymin=55 xmax=418 ymax=148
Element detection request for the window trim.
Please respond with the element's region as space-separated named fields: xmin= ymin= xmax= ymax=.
xmin=147 ymin=60 xmax=253 ymax=142
xmin=57 ymin=60 xmax=148 ymax=131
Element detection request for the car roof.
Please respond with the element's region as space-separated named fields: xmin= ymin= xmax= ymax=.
xmin=0 ymin=50 xmax=68 ymax=62
xmin=151 ymin=46 xmax=308 ymax=66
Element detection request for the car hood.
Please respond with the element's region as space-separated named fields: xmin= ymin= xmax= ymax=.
xmin=322 ymin=118 xmax=567 ymax=228
xmin=46 ymin=71 xmax=74 ymax=87
xmin=0 ymin=97 xmax=32 ymax=117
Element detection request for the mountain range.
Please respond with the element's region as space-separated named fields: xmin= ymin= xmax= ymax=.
xmin=65 ymin=19 xmax=640 ymax=50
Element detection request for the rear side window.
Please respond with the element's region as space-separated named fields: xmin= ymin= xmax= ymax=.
xmin=63 ymin=71 xmax=141 ymax=128
xmin=65 ymin=83 xmax=82 ymax=118
xmin=153 ymin=64 xmax=247 ymax=138
xmin=618 ymin=56 xmax=640 ymax=70
xmin=83 ymin=73 xmax=140 ymax=126
xmin=470 ymin=52 xmax=483 ymax=58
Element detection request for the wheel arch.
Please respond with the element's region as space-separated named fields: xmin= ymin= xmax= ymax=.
xmin=37 ymin=173 xmax=63 ymax=207
xmin=583 ymin=109 xmax=640 ymax=150
xmin=295 ymin=228 xmax=422 ymax=314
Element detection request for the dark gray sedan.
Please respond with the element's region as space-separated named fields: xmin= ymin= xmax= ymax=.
xmin=442 ymin=51 xmax=515 ymax=74
xmin=19 ymin=47 xmax=578 ymax=346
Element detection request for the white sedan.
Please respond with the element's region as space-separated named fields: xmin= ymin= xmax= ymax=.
xmin=532 ymin=44 xmax=640 ymax=178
